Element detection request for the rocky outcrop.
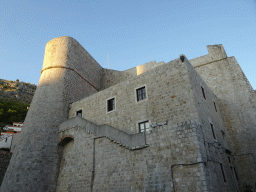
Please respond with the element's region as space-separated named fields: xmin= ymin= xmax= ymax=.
xmin=0 ymin=79 xmax=36 ymax=104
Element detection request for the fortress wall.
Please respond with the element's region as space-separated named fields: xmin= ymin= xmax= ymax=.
xmin=56 ymin=120 xmax=213 ymax=192
xmin=0 ymin=36 xmax=103 ymax=192
xmin=10 ymin=133 xmax=20 ymax=153
xmin=56 ymin=131 xmax=94 ymax=192
xmin=69 ymin=58 xmax=199 ymax=134
xmin=0 ymin=150 xmax=12 ymax=187
xmin=1 ymin=68 xmax=67 ymax=192
xmin=186 ymin=56 xmax=229 ymax=148
xmin=190 ymin=45 xmax=256 ymax=190
xmin=189 ymin=44 xmax=227 ymax=68
xmin=63 ymin=69 xmax=98 ymax=104
xmin=185 ymin=57 xmax=239 ymax=192
xmin=42 ymin=36 xmax=103 ymax=92
xmin=102 ymin=69 xmax=130 ymax=90
xmin=102 ymin=61 xmax=165 ymax=90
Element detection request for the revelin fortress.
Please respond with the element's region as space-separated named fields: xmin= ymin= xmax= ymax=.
xmin=1 ymin=36 xmax=255 ymax=192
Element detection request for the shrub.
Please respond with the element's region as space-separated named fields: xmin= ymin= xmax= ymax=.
xmin=3 ymin=85 xmax=7 ymax=88
xmin=15 ymin=84 xmax=18 ymax=87
xmin=16 ymin=79 xmax=19 ymax=82
xmin=10 ymin=81 xmax=13 ymax=83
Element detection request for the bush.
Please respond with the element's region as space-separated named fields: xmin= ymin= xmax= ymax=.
xmin=15 ymin=84 xmax=19 ymax=87
xmin=10 ymin=81 xmax=13 ymax=83
xmin=3 ymin=85 xmax=7 ymax=88
xmin=16 ymin=79 xmax=19 ymax=82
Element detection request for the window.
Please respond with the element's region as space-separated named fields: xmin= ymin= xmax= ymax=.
xmin=107 ymin=98 xmax=115 ymax=112
xmin=221 ymin=130 xmax=225 ymax=140
xmin=210 ymin=123 xmax=216 ymax=140
xmin=228 ymin=156 xmax=231 ymax=164
xmin=201 ymin=86 xmax=206 ymax=100
xmin=76 ymin=110 xmax=82 ymax=117
xmin=139 ymin=121 xmax=150 ymax=132
xmin=220 ymin=163 xmax=226 ymax=182
xmin=5 ymin=138 xmax=7 ymax=142
xmin=213 ymin=101 xmax=217 ymax=112
xmin=233 ymin=167 xmax=239 ymax=180
xmin=136 ymin=86 xmax=146 ymax=102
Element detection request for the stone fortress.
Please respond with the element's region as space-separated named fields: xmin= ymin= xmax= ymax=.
xmin=0 ymin=36 xmax=255 ymax=192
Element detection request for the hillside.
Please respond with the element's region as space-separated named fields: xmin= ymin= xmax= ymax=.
xmin=0 ymin=79 xmax=36 ymax=104
xmin=0 ymin=79 xmax=36 ymax=128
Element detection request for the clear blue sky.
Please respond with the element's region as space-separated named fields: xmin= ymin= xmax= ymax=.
xmin=0 ymin=0 xmax=255 ymax=89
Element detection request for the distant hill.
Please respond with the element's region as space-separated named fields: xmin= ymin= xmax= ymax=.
xmin=0 ymin=79 xmax=37 ymax=128
xmin=0 ymin=79 xmax=36 ymax=105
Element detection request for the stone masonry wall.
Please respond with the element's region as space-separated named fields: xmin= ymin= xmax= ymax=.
xmin=102 ymin=60 xmax=165 ymax=90
xmin=190 ymin=45 xmax=256 ymax=191
xmin=0 ymin=150 xmax=12 ymax=188
xmin=10 ymin=133 xmax=21 ymax=153
xmin=56 ymin=118 xmax=214 ymax=192
xmin=0 ymin=36 xmax=104 ymax=192
xmin=185 ymin=57 xmax=239 ymax=192
xmin=69 ymin=58 xmax=199 ymax=134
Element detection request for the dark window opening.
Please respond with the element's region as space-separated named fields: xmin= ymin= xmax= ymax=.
xmin=201 ymin=86 xmax=206 ymax=100
xmin=76 ymin=110 xmax=82 ymax=117
xmin=139 ymin=121 xmax=150 ymax=132
xmin=107 ymin=98 xmax=115 ymax=112
xmin=233 ymin=167 xmax=239 ymax=180
xmin=210 ymin=123 xmax=216 ymax=140
xmin=220 ymin=163 xmax=226 ymax=182
xmin=136 ymin=86 xmax=146 ymax=101
xmin=5 ymin=138 xmax=7 ymax=142
xmin=228 ymin=156 xmax=231 ymax=164
xmin=221 ymin=130 xmax=225 ymax=140
xmin=213 ymin=101 xmax=217 ymax=112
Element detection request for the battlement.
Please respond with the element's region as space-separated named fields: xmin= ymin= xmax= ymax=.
xmin=189 ymin=44 xmax=227 ymax=68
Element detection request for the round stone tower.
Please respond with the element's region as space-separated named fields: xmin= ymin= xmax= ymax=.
xmin=0 ymin=36 xmax=102 ymax=192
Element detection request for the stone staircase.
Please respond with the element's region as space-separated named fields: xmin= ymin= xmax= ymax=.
xmin=58 ymin=116 xmax=148 ymax=150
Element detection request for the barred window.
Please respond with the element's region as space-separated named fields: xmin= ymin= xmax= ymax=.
xmin=136 ymin=86 xmax=146 ymax=101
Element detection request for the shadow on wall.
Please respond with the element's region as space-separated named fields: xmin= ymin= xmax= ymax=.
xmin=243 ymin=182 xmax=256 ymax=192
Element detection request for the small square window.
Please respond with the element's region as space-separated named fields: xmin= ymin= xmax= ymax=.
xmin=76 ymin=110 xmax=82 ymax=117
xmin=136 ymin=86 xmax=146 ymax=102
xmin=139 ymin=121 xmax=150 ymax=132
xmin=107 ymin=98 xmax=115 ymax=112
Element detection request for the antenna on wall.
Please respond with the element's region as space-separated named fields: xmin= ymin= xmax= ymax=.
xmin=107 ymin=54 xmax=109 ymax=69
